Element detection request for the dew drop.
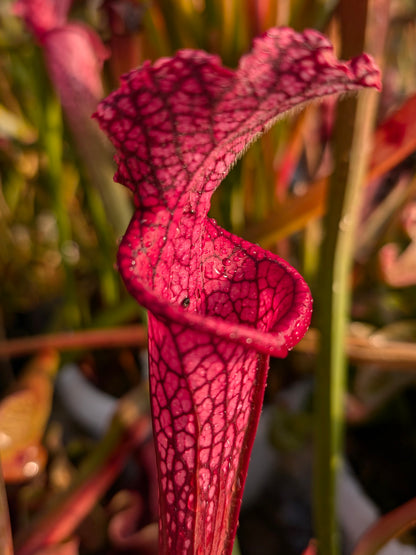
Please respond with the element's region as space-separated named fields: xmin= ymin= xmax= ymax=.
xmin=23 ymin=461 xmax=40 ymax=478
xmin=246 ymin=337 xmax=253 ymax=344
xmin=222 ymin=258 xmax=231 ymax=266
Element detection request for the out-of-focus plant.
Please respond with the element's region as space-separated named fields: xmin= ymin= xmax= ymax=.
xmin=1 ymin=0 xmax=135 ymax=332
xmin=13 ymin=0 xmax=132 ymax=235
xmin=0 ymin=350 xmax=59 ymax=483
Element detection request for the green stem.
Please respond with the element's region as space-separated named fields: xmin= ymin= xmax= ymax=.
xmin=315 ymin=89 xmax=377 ymax=555
xmin=232 ymin=536 xmax=242 ymax=555
xmin=83 ymin=182 xmax=119 ymax=307
xmin=314 ymin=2 xmax=379 ymax=552
xmin=42 ymin=91 xmax=81 ymax=328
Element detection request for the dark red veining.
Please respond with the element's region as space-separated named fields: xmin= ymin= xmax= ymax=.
xmin=94 ymin=27 xmax=380 ymax=553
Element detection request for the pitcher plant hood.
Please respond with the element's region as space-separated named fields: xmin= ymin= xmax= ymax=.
xmin=94 ymin=27 xmax=380 ymax=554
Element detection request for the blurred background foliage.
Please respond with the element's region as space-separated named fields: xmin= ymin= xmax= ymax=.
xmin=1 ymin=0 xmax=416 ymax=554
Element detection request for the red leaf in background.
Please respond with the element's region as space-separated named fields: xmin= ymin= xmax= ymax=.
xmin=379 ymin=201 xmax=416 ymax=287
xmin=14 ymin=0 xmax=108 ymax=118
xmin=14 ymin=0 xmax=132 ymax=234
xmin=108 ymin=490 xmax=158 ymax=553
xmin=302 ymin=539 xmax=318 ymax=555
xmin=369 ymin=92 xmax=416 ymax=183
xmin=94 ymin=28 xmax=380 ymax=554
xmin=13 ymin=0 xmax=70 ymax=35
